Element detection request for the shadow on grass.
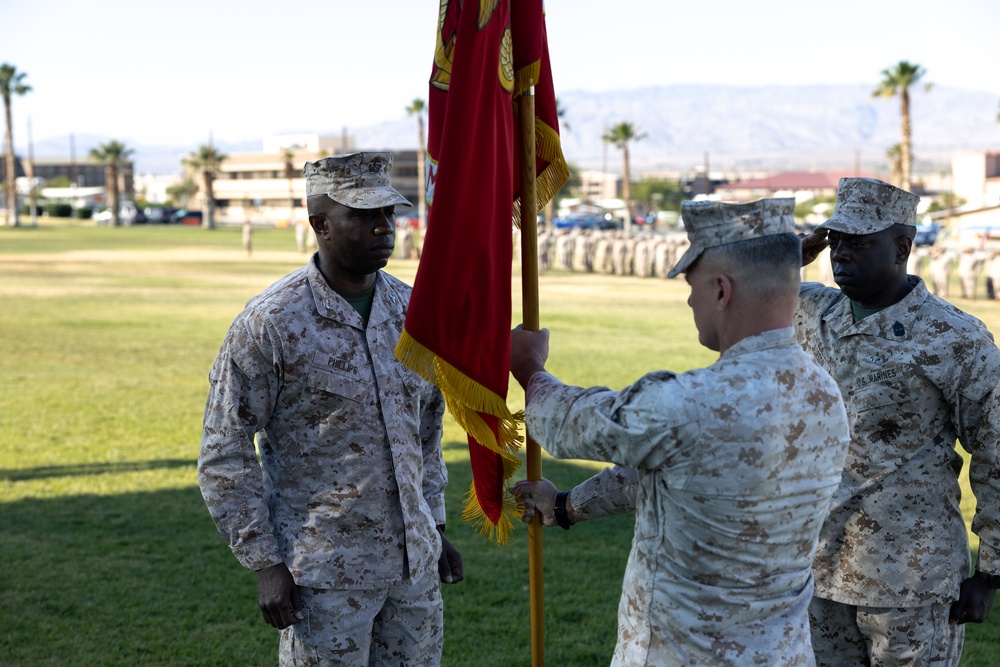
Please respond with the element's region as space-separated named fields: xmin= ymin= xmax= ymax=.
xmin=0 ymin=459 xmax=195 ymax=482
xmin=1 ymin=449 xmax=996 ymax=667
xmin=0 ymin=452 xmax=629 ymax=667
xmin=0 ymin=487 xmax=275 ymax=667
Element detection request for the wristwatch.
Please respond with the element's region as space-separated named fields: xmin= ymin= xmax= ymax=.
xmin=554 ymin=491 xmax=572 ymax=530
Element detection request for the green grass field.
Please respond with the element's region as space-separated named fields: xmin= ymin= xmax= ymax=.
xmin=1 ymin=220 xmax=998 ymax=666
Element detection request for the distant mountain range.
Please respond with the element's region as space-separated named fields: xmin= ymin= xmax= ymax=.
xmin=32 ymin=84 xmax=1000 ymax=176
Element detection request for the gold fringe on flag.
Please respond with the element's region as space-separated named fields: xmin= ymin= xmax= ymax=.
xmin=511 ymin=61 xmax=570 ymax=228
xmin=395 ymin=330 xmax=526 ymax=543
xmin=461 ymin=452 xmax=523 ymax=543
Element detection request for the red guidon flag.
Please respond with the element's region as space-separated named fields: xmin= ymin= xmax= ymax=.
xmin=395 ymin=0 xmax=567 ymax=543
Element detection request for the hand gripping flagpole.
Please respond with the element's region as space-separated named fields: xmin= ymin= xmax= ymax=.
xmin=517 ymin=83 xmax=545 ymax=667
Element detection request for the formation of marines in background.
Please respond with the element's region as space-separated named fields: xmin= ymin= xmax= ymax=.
xmin=494 ymin=222 xmax=1000 ymax=300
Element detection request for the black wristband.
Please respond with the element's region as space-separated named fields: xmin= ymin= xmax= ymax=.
xmin=975 ymin=570 xmax=1000 ymax=589
xmin=554 ymin=491 xmax=572 ymax=530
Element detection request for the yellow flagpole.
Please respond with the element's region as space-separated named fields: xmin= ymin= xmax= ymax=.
xmin=517 ymin=84 xmax=544 ymax=667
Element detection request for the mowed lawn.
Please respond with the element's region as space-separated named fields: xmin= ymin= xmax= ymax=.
xmin=1 ymin=220 xmax=998 ymax=666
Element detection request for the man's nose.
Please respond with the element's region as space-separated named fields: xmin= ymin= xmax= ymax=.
xmin=373 ymin=212 xmax=393 ymax=234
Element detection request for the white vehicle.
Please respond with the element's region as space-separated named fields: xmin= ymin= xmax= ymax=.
xmin=94 ymin=200 xmax=145 ymax=226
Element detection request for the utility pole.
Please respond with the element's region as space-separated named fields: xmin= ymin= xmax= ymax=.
xmin=27 ymin=117 xmax=36 ymax=227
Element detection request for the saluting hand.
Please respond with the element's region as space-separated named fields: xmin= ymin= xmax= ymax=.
xmin=800 ymin=231 xmax=829 ymax=267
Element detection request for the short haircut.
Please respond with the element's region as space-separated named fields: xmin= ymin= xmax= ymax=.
xmin=699 ymin=232 xmax=802 ymax=296
xmin=307 ymin=194 xmax=332 ymax=217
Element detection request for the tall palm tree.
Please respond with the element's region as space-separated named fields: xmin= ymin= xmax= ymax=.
xmin=185 ymin=144 xmax=227 ymax=229
xmin=603 ymin=121 xmax=646 ymax=236
xmin=405 ymin=98 xmax=427 ymax=229
xmin=872 ymin=61 xmax=931 ymax=191
xmin=89 ymin=140 xmax=133 ymax=228
xmin=1 ymin=63 xmax=31 ymax=227
xmin=886 ymin=144 xmax=903 ymax=188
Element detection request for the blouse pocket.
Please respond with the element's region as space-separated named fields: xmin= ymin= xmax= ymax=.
xmin=306 ymin=365 xmax=364 ymax=408
xmin=849 ymin=374 xmax=918 ymax=464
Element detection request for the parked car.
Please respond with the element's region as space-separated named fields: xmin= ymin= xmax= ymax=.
xmin=914 ymin=223 xmax=941 ymax=246
xmin=170 ymin=209 xmax=203 ymax=225
xmin=94 ymin=200 xmax=146 ymax=226
xmin=552 ymin=214 xmax=620 ymax=231
xmin=144 ymin=206 xmax=177 ymax=224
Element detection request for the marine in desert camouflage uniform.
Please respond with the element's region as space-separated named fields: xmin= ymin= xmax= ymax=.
xmin=199 ymin=152 xmax=463 ymax=667
xmin=511 ymin=198 xmax=851 ymax=666
xmin=797 ymin=177 xmax=1000 ymax=667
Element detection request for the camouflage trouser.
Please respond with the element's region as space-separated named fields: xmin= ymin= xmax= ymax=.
xmin=809 ymin=596 xmax=963 ymax=667
xmin=279 ymin=573 xmax=443 ymax=667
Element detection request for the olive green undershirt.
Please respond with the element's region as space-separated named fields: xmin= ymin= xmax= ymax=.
xmin=336 ymin=283 xmax=376 ymax=322
xmin=851 ymin=301 xmax=884 ymax=322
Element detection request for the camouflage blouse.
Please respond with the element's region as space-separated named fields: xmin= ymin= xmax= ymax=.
xmin=797 ymin=277 xmax=1000 ymax=606
xmin=527 ymin=327 xmax=850 ymax=666
xmin=199 ymin=258 xmax=446 ymax=589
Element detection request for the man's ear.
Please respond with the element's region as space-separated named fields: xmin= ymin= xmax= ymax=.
xmin=896 ymin=235 xmax=913 ymax=266
xmin=309 ymin=213 xmax=328 ymax=239
xmin=716 ymin=274 xmax=733 ymax=310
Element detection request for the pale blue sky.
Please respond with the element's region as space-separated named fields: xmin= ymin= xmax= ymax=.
xmin=4 ymin=0 xmax=998 ymax=148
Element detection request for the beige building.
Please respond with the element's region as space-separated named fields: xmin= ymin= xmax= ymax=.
xmin=187 ymin=134 xmax=421 ymax=226
xmin=951 ymin=151 xmax=1000 ymax=208
xmin=578 ymin=170 xmax=620 ymax=201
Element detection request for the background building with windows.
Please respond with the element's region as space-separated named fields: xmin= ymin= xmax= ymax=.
xmin=186 ymin=134 xmax=421 ymax=226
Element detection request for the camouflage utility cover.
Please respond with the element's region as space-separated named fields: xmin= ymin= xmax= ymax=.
xmin=817 ymin=177 xmax=919 ymax=235
xmin=796 ymin=277 xmax=1000 ymax=606
xmin=199 ymin=257 xmax=446 ymax=589
xmin=526 ymin=327 xmax=851 ymax=666
xmin=304 ymin=152 xmax=412 ymax=210
xmin=668 ymin=197 xmax=795 ymax=278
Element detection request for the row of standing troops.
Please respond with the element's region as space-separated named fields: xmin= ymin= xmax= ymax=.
xmin=526 ymin=228 xmax=692 ymax=278
xmin=525 ymin=226 xmax=1000 ymax=301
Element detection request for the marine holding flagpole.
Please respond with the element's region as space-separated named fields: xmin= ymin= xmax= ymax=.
xmin=511 ymin=198 xmax=852 ymax=665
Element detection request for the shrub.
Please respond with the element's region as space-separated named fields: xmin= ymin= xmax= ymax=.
xmin=74 ymin=207 xmax=93 ymax=220
xmin=44 ymin=202 xmax=74 ymax=218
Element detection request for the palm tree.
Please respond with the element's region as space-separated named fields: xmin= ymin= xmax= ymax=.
xmin=872 ymin=61 xmax=931 ymax=191
xmin=89 ymin=140 xmax=133 ymax=227
xmin=185 ymin=144 xmax=227 ymax=229
xmin=886 ymin=144 xmax=903 ymax=188
xmin=1 ymin=63 xmax=31 ymax=227
xmin=405 ymin=98 xmax=427 ymax=229
xmin=603 ymin=121 xmax=646 ymax=236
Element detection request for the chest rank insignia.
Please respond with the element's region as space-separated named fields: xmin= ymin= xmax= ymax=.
xmin=892 ymin=322 xmax=905 ymax=337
